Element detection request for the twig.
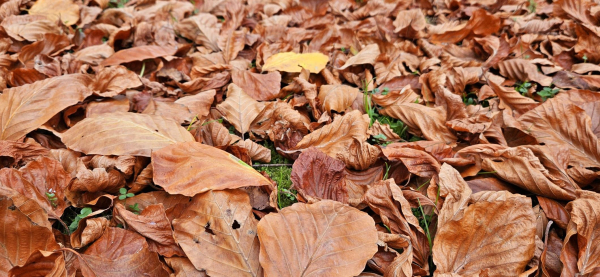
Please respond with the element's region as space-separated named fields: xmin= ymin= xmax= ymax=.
xmin=252 ymin=163 xmax=293 ymax=167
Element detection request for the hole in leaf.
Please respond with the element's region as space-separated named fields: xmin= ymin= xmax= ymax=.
xmin=232 ymin=220 xmax=240 ymax=230
xmin=204 ymin=222 xmax=215 ymax=235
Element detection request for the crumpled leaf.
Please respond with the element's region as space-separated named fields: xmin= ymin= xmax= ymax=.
xmin=0 ymin=141 xmax=49 ymax=168
xmin=291 ymin=147 xmax=348 ymax=203
xmin=430 ymin=9 xmax=501 ymax=44
xmin=8 ymin=250 xmax=66 ymax=277
xmin=339 ymin=44 xmax=380 ymax=70
xmin=262 ymin=52 xmax=329 ymax=73
xmin=152 ymin=141 xmax=271 ymax=196
xmin=257 ymin=200 xmax=378 ymax=277
xmin=560 ymin=190 xmax=600 ymax=276
xmin=91 ymin=66 xmax=142 ymax=97
xmin=173 ymin=190 xmax=261 ymax=277
xmin=0 ymin=197 xmax=59 ymax=275
xmin=62 ymin=112 xmax=194 ymax=157
xmin=0 ymin=74 xmax=92 ymax=141
xmin=362 ymin=179 xmax=430 ymax=273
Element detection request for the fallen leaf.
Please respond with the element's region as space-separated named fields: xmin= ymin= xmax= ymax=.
xmin=29 ymin=0 xmax=80 ymax=25
xmin=0 ymin=74 xmax=92 ymax=141
xmin=91 ymin=66 xmax=142 ymax=97
xmin=433 ymin=192 xmax=537 ymax=276
xmin=560 ymin=190 xmax=600 ymax=276
xmin=0 ymin=197 xmax=59 ymax=275
xmin=339 ymin=44 xmax=380 ymax=70
xmin=291 ymin=147 xmax=348 ymax=203
xmin=318 ymin=84 xmax=360 ymax=113
xmin=173 ymin=190 xmax=262 ymax=277
xmin=217 ymin=83 xmax=264 ymax=135
xmin=231 ymin=69 xmax=283 ymax=101
xmin=62 ymin=112 xmax=195 ymax=156
xmin=152 ymin=141 xmax=271 ymax=196
xmin=262 ymin=52 xmax=329 ymax=73
xmin=8 ymin=250 xmax=66 ymax=277
xmin=257 ymin=200 xmax=378 ymax=277
xmin=101 ymin=45 xmax=177 ymax=66
xmin=81 ymin=227 xmax=170 ymax=277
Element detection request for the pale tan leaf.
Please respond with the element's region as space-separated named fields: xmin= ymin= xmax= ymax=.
xmin=339 ymin=44 xmax=380 ymax=70
xmin=29 ymin=0 xmax=80 ymax=25
xmin=1 ymin=15 xmax=60 ymax=41
xmin=91 ymin=66 xmax=142 ymax=97
xmin=498 ymin=59 xmax=553 ymax=86
xmin=235 ymin=139 xmax=271 ymax=163
xmin=175 ymin=13 xmax=220 ymax=51
xmin=231 ymin=70 xmax=283 ymax=101
xmin=62 ymin=112 xmax=194 ymax=156
xmin=152 ymin=141 xmax=271 ymax=196
xmin=488 ymin=80 xmax=538 ymax=118
xmin=100 ymin=45 xmax=177 ymax=66
xmin=216 ymin=83 xmax=263 ymax=135
xmin=257 ymin=200 xmax=378 ymax=277
xmin=175 ymin=90 xmax=216 ymax=119
xmin=173 ymin=190 xmax=262 ymax=277
xmin=0 ymin=74 xmax=92 ymax=141
xmin=318 ymin=84 xmax=360 ymax=113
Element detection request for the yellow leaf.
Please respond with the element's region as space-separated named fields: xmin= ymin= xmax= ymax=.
xmin=262 ymin=52 xmax=329 ymax=73
xmin=29 ymin=0 xmax=80 ymax=25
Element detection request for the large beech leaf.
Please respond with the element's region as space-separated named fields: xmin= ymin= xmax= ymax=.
xmin=519 ymin=97 xmax=600 ymax=168
xmin=433 ymin=193 xmax=537 ymax=276
xmin=62 ymin=112 xmax=194 ymax=156
xmin=151 ymin=141 xmax=271 ymax=196
xmin=0 ymin=74 xmax=92 ymax=141
xmin=173 ymin=190 xmax=262 ymax=277
xmin=257 ymin=200 xmax=378 ymax=277
xmin=0 ymin=197 xmax=59 ymax=275
xmin=29 ymin=0 xmax=79 ymax=24
xmin=560 ymin=190 xmax=600 ymax=276
xmin=379 ymin=103 xmax=457 ymax=145
xmin=216 ymin=83 xmax=263 ymax=135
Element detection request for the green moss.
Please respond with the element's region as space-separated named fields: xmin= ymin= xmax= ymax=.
xmin=255 ymin=142 xmax=297 ymax=209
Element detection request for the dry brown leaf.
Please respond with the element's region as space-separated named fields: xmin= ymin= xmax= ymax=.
xmin=81 ymin=227 xmax=170 ymax=277
xmin=231 ymin=70 xmax=283 ymax=101
xmin=0 ymin=197 xmax=59 ymax=275
xmin=217 ymin=83 xmax=263 ymax=135
xmin=257 ymin=200 xmax=378 ymax=277
xmin=519 ymin=97 xmax=600 ymax=168
xmin=173 ymin=190 xmax=262 ymax=277
xmin=91 ymin=66 xmax=142 ymax=97
xmin=0 ymin=140 xmax=49 ymax=168
xmin=379 ymin=103 xmax=457 ymax=145
xmin=101 ymin=45 xmax=177 ymax=66
xmin=291 ymin=147 xmax=348 ymax=203
xmin=560 ymin=190 xmax=600 ymax=276
xmin=498 ymin=59 xmax=553 ymax=86
xmin=538 ymin=196 xmax=570 ymax=229
xmin=114 ymin=203 xmax=182 ymax=257
xmin=318 ymin=84 xmax=360 ymax=113
xmin=165 ymin=257 xmax=208 ymax=277
xmin=1 ymin=15 xmax=60 ymax=42
xmin=175 ymin=13 xmax=220 ymax=51
xmin=0 ymin=74 xmax=92 ymax=141
xmin=235 ymin=139 xmax=271 ymax=163
xmin=433 ymin=193 xmax=537 ymax=276
xmin=8 ymin=250 xmax=66 ymax=277
xmin=62 ymin=112 xmax=194 ymax=156
xmin=488 ymin=80 xmax=538 ymax=118
xmin=362 ymin=179 xmax=430 ymax=273
xmin=339 ymin=44 xmax=380 ymax=70
xmin=152 ymin=141 xmax=271 ymax=196
xmin=382 ymin=145 xmax=441 ymax=180
xmin=430 ymin=9 xmax=501 ymax=44
xmin=175 ymin=90 xmax=216 ymax=120
xmin=29 ymin=0 xmax=80 ymax=25
xmin=70 ymin=217 xmax=109 ymax=249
